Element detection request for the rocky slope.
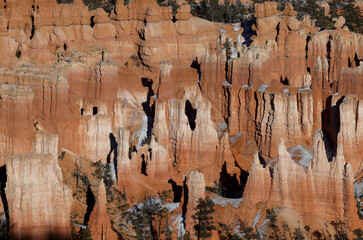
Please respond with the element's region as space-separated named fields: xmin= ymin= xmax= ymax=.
xmin=0 ymin=0 xmax=361 ymax=239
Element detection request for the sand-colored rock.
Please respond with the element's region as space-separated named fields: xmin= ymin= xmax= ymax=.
xmin=185 ymin=170 xmax=205 ymax=239
xmin=5 ymin=132 xmax=72 ymax=240
xmin=89 ymin=180 xmax=118 ymax=240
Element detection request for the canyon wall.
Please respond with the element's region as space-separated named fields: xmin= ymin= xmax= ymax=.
xmin=0 ymin=0 xmax=361 ymax=238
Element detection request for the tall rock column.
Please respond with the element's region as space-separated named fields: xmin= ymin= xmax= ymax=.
xmin=185 ymin=170 xmax=205 ymax=239
xmin=243 ymin=152 xmax=271 ymax=204
xmin=337 ymin=95 xmax=363 ymax=175
xmin=117 ymin=128 xmax=131 ymax=189
xmin=89 ymin=180 xmax=118 ymax=240
xmin=0 ymin=85 xmax=34 ymax=166
xmin=5 ymin=132 xmax=73 ymax=240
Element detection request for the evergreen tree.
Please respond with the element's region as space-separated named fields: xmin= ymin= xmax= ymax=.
xmin=224 ymin=38 xmax=232 ymax=60
xmin=71 ymin=226 xmax=93 ymax=240
xmin=79 ymin=227 xmax=93 ymax=240
xmin=103 ymin=163 xmax=113 ymax=195
xmin=128 ymin=198 xmax=167 ymax=240
xmin=302 ymin=0 xmax=332 ymax=29
xmin=192 ymin=196 xmax=216 ymax=240
xmin=293 ymin=226 xmax=305 ymax=240
xmin=266 ymin=208 xmax=281 ymax=240
xmin=328 ymin=0 xmax=340 ymax=18
xmin=304 ymin=225 xmax=312 ymax=240
xmin=353 ymin=228 xmax=363 ymax=240
xmin=331 ymin=221 xmax=348 ymax=240
xmin=164 ymin=213 xmax=173 ymax=240
xmin=341 ymin=0 xmax=363 ymax=34
xmin=312 ymin=230 xmax=323 ymax=240
xmin=157 ymin=0 xmax=180 ymax=17
xmin=208 ymin=0 xmax=223 ymax=22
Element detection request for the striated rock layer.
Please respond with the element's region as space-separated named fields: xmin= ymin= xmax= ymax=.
xmin=0 ymin=0 xmax=360 ymax=237
xmin=244 ymin=132 xmax=359 ymax=227
xmin=5 ymin=132 xmax=73 ymax=240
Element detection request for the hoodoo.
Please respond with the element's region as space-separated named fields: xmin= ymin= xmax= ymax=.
xmin=0 ymin=0 xmax=361 ymax=239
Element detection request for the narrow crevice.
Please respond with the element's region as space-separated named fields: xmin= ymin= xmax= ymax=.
xmin=181 ymin=177 xmax=188 ymax=224
xmin=30 ymin=15 xmax=35 ymax=39
xmin=83 ymin=186 xmax=95 ymax=225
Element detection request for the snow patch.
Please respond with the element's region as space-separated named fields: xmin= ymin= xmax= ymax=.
xmin=222 ymin=81 xmax=232 ymax=87
xmin=283 ymin=88 xmax=290 ymax=94
xmin=257 ymin=84 xmax=270 ymax=92
xmin=354 ymin=178 xmax=363 ymax=198
xmin=253 ymin=208 xmax=263 ymax=229
xmin=233 ymin=23 xmax=241 ymax=31
xmin=217 ymin=121 xmax=228 ymax=138
xmin=230 ymin=46 xmax=238 ymax=59
xmin=164 ymin=202 xmax=180 ymax=212
xmin=135 ymin=115 xmax=149 ymax=150
xmin=230 ymin=132 xmax=242 ymax=145
xmin=288 ymin=145 xmax=313 ymax=171
xmin=298 ymin=86 xmax=312 ymax=93
xmin=171 ymin=214 xmax=186 ymax=238
xmin=210 ymin=193 xmax=243 ymax=208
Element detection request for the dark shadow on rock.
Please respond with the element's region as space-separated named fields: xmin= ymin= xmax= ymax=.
xmin=168 ymin=179 xmax=183 ymax=202
xmin=185 ymin=100 xmax=197 ymax=131
xmin=107 ymin=133 xmax=118 ymax=181
xmin=0 ymin=166 xmax=9 ymax=232
xmin=83 ymin=186 xmax=95 ymax=225
xmin=219 ymin=162 xmax=248 ymax=198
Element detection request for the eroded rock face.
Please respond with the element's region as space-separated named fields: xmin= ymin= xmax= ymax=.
xmin=186 ymin=170 xmax=205 ymax=239
xmin=0 ymin=85 xmax=34 ymax=166
xmin=0 ymin=0 xmax=361 ymax=237
xmin=5 ymin=132 xmax=72 ymax=240
xmin=89 ymin=180 xmax=118 ymax=240
xmin=337 ymin=95 xmax=363 ymax=176
xmin=245 ymin=133 xmax=359 ymax=227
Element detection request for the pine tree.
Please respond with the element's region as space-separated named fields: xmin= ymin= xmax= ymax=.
xmin=342 ymin=0 xmax=363 ymax=34
xmin=103 ymin=163 xmax=113 ymax=195
xmin=79 ymin=227 xmax=93 ymax=240
xmin=192 ymin=196 xmax=216 ymax=240
xmin=302 ymin=0 xmax=332 ymax=29
xmin=353 ymin=228 xmax=363 ymax=240
xmin=293 ymin=226 xmax=305 ymax=240
xmin=266 ymin=208 xmax=281 ymax=240
xmin=164 ymin=212 xmax=173 ymax=240
xmin=128 ymin=198 xmax=168 ymax=240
